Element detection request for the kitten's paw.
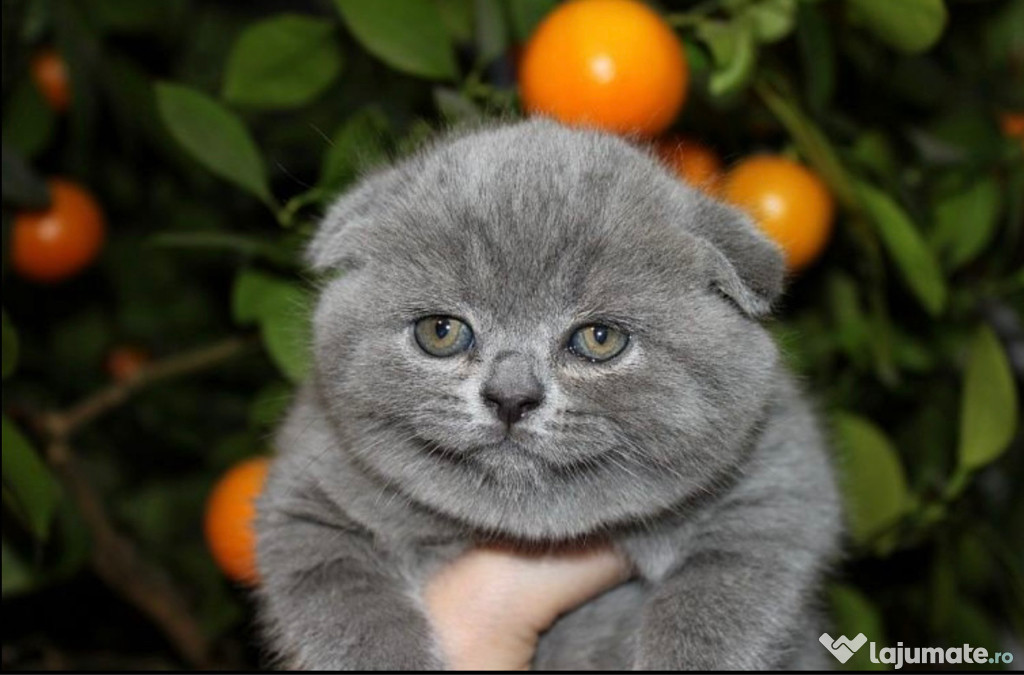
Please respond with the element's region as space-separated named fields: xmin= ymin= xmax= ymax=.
xmin=634 ymin=627 xmax=766 ymax=671
xmin=293 ymin=647 xmax=445 ymax=671
xmin=634 ymin=643 xmax=765 ymax=671
xmin=286 ymin=629 xmax=445 ymax=670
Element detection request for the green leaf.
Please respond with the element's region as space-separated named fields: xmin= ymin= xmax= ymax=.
xmin=1 ymin=145 xmax=50 ymax=209
xmin=434 ymin=87 xmax=484 ymax=122
xmin=222 ymin=15 xmax=344 ymax=110
xmin=847 ymin=0 xmax=947 ymax=54
xmin=232 ymin=270 xmax=313 ymax=382
xmin=681 ymin=37 xmax=711 ymax=74
xmin=833 ymin=413 xmax=910 ymax=546
xmin=931 ymin=177 xmax=1001 ymax=271
xmin=1 ymin=78 xmax=56 ymax=158
xmin=248 ymin=381 xmax=294 ymax=429
xmin=830 ymin=584 xmax=887 ymax=670
xmin=958 ymin=325 xmax=1018 ymax=473
xmin=261 ymin=289 xmax=313 ymax=383
xmin=890 ymin=327 xmax=935 ymax=374
xmin=756 ymin=80 xmax=857 ymax=208
xmin=855 ymin=180 xmax=947 ymax=316
xmin=742 ymin=0 xmax=796 ymax=44
xmin=232 ymin=269 xmax=293 ymax=324
xmin=849 ymin=130 xmax=898 ymax=184
xmin=435 ymin=0 xmax=474 ymax=43
xmin=395 ymin=119 xmax=438 ymax=156
xmin=155 ymin=83 xmax=273 ymax=205
xmin=697 ymin=19 xmax=758 ymax=98
xmin=319 ymin=107 xmax=391 ymax=192
xmin=2 ymin=538 xmax=39 ymax=597
xmin=1 ymin=417 xmax=61 ymax=541
xmin=149 ymin=231 xmax=298 ymax=266
xmin=334 ymin=0 xmax=458 ymax=80
xmin=796 ymin=1 xmax=834 ymax=113
xmin=505 ymin=0 xmax=558 ymax=42
xmin=2 ymin=310 xmax=18 ymax=379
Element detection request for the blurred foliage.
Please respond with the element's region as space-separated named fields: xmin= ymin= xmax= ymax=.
xmin=2 ymin=0 xmax=1022 ymax=669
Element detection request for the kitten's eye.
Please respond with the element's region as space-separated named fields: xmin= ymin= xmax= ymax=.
xmin=414 ymin=316 xmax=474 ymax=357
xmin=568 ymin=324 xmax=629 ymax=362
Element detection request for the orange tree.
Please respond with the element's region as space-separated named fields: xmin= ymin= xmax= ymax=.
xmin=2 ymin=0 xmax=1021 ymax=669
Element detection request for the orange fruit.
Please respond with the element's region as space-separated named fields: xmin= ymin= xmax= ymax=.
xmin=519 ymin=0 xmax=688 ymax=137
xmin=657 ymin=137 xmax=723 ymax=193
xmin=106 ymin=346 xmax=150 ymax=382
xmin=12 ymin=179 xmax=106 ymax=283
xmin=204 ymin=456 xmax=270 ymax=585
xmin=1000 ymin=112 xmax=1024 ymax=148
xmin=30 ymin=48 xmax=71 ymax=112
xmin=722 ymin=156 xmax=835 ymax=271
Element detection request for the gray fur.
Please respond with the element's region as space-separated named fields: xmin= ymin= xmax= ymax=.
xmin=254 ymin=119 xmax=842 ymax=669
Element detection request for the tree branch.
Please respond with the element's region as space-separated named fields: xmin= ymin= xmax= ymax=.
xmin=37 ymin=335 xmax=255 ymax=669
xmin=45 ymin=440 xmax=219 ymax=668
xmin=45 ymin=336 xmax=251 ymax=439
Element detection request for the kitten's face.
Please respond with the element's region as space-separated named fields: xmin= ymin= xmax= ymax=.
xmin=311 ymin=121 xmax=782 ymax=540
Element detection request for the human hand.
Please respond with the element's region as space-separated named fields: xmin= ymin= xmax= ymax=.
xmin=423 ymin=543 xmax=631 ymax=670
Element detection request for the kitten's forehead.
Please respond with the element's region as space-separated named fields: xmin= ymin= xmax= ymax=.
xmin=367 ymin=121 xmax=701 ymax=316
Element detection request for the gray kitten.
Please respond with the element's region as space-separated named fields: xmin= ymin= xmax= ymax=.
xmin=254 ymin=119 xmax=842 ymax=670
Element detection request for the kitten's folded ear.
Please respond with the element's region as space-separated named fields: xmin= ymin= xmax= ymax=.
xmin=686 ymin=198 xmax=786 ymax=318
xmin=306 ymin=168 xmax=399 ymax=272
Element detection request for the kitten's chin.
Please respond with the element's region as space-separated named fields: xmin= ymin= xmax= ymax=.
xmin=469 ymin=436 xmax=550 ymax=474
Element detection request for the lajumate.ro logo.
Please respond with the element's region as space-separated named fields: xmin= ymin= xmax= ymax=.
xmin=819 ymin=632 xmax=1015 ymax=669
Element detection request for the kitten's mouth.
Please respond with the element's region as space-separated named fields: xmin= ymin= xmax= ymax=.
xmin=470 ymin=418 xmax=536 ymax=444
xmin=472 ymin=431 xmax=609 ymax=470
xmin=409 ymin=423 xmax=609 ymax=477
xmin=405 ymin=425 xmax=538 ymax=464
xmin=466 ymin=427 xmax=544 ymax=459
xmin=477 ymin=431 xmax=537 ymax=454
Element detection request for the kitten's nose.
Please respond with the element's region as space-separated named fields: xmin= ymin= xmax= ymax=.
xmin=482 ymin=390 xmax=543 ymax=427
xmin=481 ymin=352 xmax=545 ymax=427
